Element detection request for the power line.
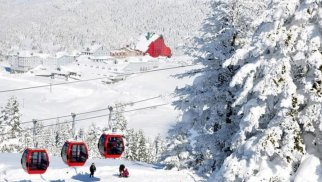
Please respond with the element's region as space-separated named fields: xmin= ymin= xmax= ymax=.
xmin=0 ymin=103 xmax=169 ymax=136
xmin=1 ymin=95 xmax=163 ymax=126
xmin=0 ymin=64 xmax=196 ymax=93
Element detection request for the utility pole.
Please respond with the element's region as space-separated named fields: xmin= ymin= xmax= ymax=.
xmin=32 ymin=119 xmax=37 ymax=148
xmin=108 ymin=106 xmax=113 ymax=131
xmin=71 ymin=113 xmax=76 ymax=140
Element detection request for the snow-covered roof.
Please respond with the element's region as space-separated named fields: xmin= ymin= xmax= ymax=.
xmin=56 ymin=51 xmax=69 ymax=58
xmin=90 ymin=56 xmax=114 ymax=60
xmin=76 ymin=55 xmax=91 ymax=62
xmin=0 ymin=61 xmax=10 ymax=67
xmin=17 ymin=50 xmax=33 ymax=58
xmin=16 ymin=51 xmax=52 ymax=58
xmin=136 ymin=32 xmax=160 ymax=52
xmin=111 ymin=47 xmax=142 ymax=54
xmin=35 ymin=53 xmax=53 ymax=59
xmin=82 ymin=44 xmax=103 ymax=53
xmin=29 ymin=65 xmax=52 ymax=75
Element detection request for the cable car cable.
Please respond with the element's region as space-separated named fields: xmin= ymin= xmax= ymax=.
xmin=0 ymin=64 xmax=197 ymax=93
xmin=2 ymin=94 xmax=164 ymax=126
xmin=0 ymin=103 xmax=169 ymax=136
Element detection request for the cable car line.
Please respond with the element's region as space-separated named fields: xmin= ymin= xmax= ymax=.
xmin=2 ymin=95 xmax=164 ymax=127
xmin=0 ymin=64 xmax=197 ymax=93
xmin=0 ymin=103 xmax=169 ymax=136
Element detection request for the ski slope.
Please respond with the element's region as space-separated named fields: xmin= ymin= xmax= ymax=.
xmin=0 ymin=153 xmax=199 ymax=181
xmin=0 ymin=57 xmax=199 ymax=139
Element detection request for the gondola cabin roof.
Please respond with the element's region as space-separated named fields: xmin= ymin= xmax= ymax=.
xmin=102 ymin=128 xmax=125 ymax=136
xmin=25 ymin=147 xmax=48 ymax=152
xmin=64 ymin=140 xmax=87 ymax=144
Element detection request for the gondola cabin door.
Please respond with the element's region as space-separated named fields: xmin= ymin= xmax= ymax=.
xmin=61 ymin=141 xmax=88 ymax=166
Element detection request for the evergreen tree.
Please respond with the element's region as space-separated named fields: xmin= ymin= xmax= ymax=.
xmin=124 ymin=128 xmax=136 ymax=161
xmin=53 ymin=119 xmax=72 ymax=155
xmin=112 ymin=103 xmax=127 ymax=132
xmin=214 ymin=0 xmax=319 ymax=181
xmin=2 ymin=96 xmax=23 ymax=138
xmin=78 ymin=128 xmax=85 ymax=141
xmin=162 ymin=0 xmax=269 ymax=178
xmin=137 ymin=130 xmax=149 ymax=162
xmin=152 ymin=134 xmax=166 ymax=163
xmin=85 ymin=123 xmax=101 ymax=158
xmin=0 ymin=97 xmax=24 ymax=153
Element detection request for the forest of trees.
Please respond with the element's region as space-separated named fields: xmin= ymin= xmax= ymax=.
xmin=0 ymin=0 xmax=210 ymax=55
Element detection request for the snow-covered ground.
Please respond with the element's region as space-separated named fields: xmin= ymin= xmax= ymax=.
xmin=0 ymin=153 xmax=200 ymax=181
xmin=0 ymin=56 xmax=198 ymax=139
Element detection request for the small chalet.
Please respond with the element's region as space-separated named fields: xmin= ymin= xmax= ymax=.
xmin=136 ymin=32 xmax=172 ymax=58
xmin=82 ymin=44 xmax=108 ymax=57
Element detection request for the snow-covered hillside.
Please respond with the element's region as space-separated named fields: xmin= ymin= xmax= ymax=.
xmin=0 ymin=0 xmax=211 ymax=55
xmin=0 ymin=153 xmax=200 ymax=181
xmin=0 ymin=57 xmax=197 ymax=139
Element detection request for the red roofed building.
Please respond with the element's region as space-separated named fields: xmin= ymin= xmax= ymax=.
xmin=146 ymin=36 xmax=172 ymax=58
xmin=136 ymin=33 xmax=172 ymax=58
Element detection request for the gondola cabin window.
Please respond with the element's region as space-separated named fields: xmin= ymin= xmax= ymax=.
xmin=71 ymin=144 xmax=87 ymax=162
xmin=21 ymin=149 xmax=28 ymax=170
xmin=98 ymin=135 xmax=106 ymax=154
xmin=62 ymin=143 xmax=68 ymax=161
xmin=30 ymin=152 xmax=48 ymax=170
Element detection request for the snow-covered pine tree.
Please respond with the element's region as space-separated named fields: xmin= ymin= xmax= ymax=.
xmin=162 ymin=0 xmax=269 ymax=178
xmin=136 ymin=129 xmax=151 ymax=163
xmin=85 ymin=123 xmax=101 ymax=158
xmin=33 ymin=121 xmax=45 ymax=148
xmin=41 ymin=127 xmax=56 ymax=154
xmin=152 ymin=134 xmax=166 ymax=163
xmin=0 ymin=106 xmax=5 ymax=146
xmin=112 ymin=103 xmax=128 ymax=132
xmin=32 ymin=121 xmax=56 ymax=155
xmin=123 ymin=128 xmax=155 ymax=163
xmin=0 ymin=96 xmax=24 ymax=153
xmin=215 ymin=0 xmax=322 ymax=181
xmin=78 ymin=128 xmax=85 ymax=141
xmin=124 ymin=128 xmax=136 ymax=161
xmin=52 ymin=119 xmax=72 ymax=156
xmin=3 ymin=97 xmax=23 ymax=138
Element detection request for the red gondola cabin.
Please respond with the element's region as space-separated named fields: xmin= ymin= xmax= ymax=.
xmin=21 ymin=148 xmax=49 ymax=174
xmin=61 ymin=141 xmax=88 ymax=167
xmin=98 ymin=134 xmax=125 ymax=158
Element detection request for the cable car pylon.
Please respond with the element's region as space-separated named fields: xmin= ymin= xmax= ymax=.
xmin=61 ymin=113 xmax=89 ymax=167
xmin=21 ymin=119 xmax=50 ymax=174
xmin=98 ymin=106 xmax=125 ymax=159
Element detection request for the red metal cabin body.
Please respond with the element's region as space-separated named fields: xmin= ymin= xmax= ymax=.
xmin=146 ymin=36 xmax=172 ymax=58
xmin=61 ymin=141 xmax=88 ymax=167
xmin=98 ymin=134 xmax=125 ymax=158
xmin=21 ymin=148 xmax=49 ymax=174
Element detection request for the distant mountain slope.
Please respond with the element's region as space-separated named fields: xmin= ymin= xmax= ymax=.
xmin=0 ymin=0 xmax=211 ymax=55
